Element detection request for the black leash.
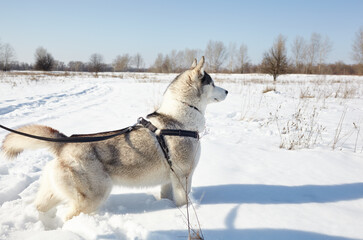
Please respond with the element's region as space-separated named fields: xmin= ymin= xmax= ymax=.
xmin=0 ymin=124 xmax=136 ymax=143
xmin=0 ymin=117 xmax=199 ymax=167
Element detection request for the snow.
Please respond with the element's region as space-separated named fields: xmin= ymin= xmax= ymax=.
xmin=0 ymin=72 xmax=363 ymax=240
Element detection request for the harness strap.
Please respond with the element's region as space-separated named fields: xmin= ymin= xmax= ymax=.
xmin=156 ymin=134 xmax=171 ymax=166
xmin=160 ymin=129 xmax=199 ymax=139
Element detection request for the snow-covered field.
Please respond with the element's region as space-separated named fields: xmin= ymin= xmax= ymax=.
xmin=0 ymin=71 xmax=363 ymax=240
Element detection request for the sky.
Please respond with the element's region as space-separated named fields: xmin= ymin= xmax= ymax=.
xmin=1 ymin=0 xmax=362 ymax=67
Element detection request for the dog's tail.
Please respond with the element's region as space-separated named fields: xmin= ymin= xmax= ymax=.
xmin=1 ymin=125 xmax=66 ymax=159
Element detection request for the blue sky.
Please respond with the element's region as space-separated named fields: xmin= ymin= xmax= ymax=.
xmin=1 ymin=0 xmax=362 ymax=66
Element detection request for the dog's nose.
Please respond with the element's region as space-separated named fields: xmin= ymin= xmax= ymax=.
xmin=225 ymin=90 xmax=228 ymax=95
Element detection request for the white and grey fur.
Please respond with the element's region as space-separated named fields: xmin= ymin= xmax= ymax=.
xmin=1 ymin=56 xmax=228 ymax=220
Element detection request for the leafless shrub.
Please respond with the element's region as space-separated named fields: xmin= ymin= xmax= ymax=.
xmin=333 ymin=82 xmax=358 ymax=99
xmin=341 ymin=83 xmax=357 ymax=99
xmin=299 ymin=87 xmax=315 ymax=99
xmin=276 ymin=105 xmax=325 ymax=150
xmin=262 ymin=85 xmax=276 ymax=94
xmin=332 ymin=107 xmax=347 ymax=150
xmin=353 ymin=122 xmax=362 ymax=153
xmin=331 ymin=108 xmax=363 ymax=152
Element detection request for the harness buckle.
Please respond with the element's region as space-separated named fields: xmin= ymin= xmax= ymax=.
xmin=137 ymin=117 xmax=157 ymax=132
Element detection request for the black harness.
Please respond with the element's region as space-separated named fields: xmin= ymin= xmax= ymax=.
xmin=137 ymin=117 xmax=199 ymax=167
xmin=0 ymin=117 xmax=199 ymax=167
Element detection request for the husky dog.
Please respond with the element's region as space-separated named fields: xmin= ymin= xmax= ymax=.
xmin=1 ymin=56 xmax=228 ymax=220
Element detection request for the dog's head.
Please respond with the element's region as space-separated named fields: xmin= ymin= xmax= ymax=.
xmin=165 ymin=56 xmax=228 ymax=109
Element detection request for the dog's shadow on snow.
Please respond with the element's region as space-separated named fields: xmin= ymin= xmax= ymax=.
xmin=191 ymin=182 xmax=363 ymax=205
xmin=101 ymin=182 xmax=363 ymax=215
xmin=101 ymin=183 xmax=363 ymax=240
xmin=147 ymin=183 xmax=363 ymax=240
xmin=148 ymin=229 xmax=359 ymax=240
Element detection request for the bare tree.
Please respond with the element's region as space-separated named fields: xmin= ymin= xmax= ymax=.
xmin=306 ymin=33 xmax=320 ymax=73
xmin=175 ymin=49 xmax=192 ymax=71
xmin=113 ymin=54 xmax=131 ymax=72
xmin=68 ymin=61 xmax=86 ymax=72
xmin=34 ymin=47 xmax=55 ymax=71
xmin=132 ymin=53 xmax=145 ymax=71
xmin=306 ymin=33 xmax=332 ymax=73
xmin=0 ymin=43 xmax=16 ymax=71
xmin=205 ymin=40 xmax=227 ymax=72
xmin=318 ymin=35 xmax=333 ymax=73
xmin=227 ymin=42 xmax=237 ymax=73
xmin=183 ymin=48 xmax=202 ymax=69
xmin=54 ymin=61 xmax=66 ymax=71
xmin=162 ymin=55 xmax=172 ymax=73
xmin=238 ymin=43 xmax=250 ymax=73
xmin=0 ymin=40 xmax=3 ymax=69
xmin=163 ymin=48 xmax=203 ymax=72
xmin=291 ymin=36 xmax=307 ymax=73
xmin=168 ymin=49 xmax=182 ymax=72
xmin=352 ymin=27 xmax=363 ymax=65
xmin=261 ymin=34 xmax=288 ymax=81
xmin=152 ymin=53 xmax=164 ymax=73
xmin=89 ymin=53 xmax=104 ymax=75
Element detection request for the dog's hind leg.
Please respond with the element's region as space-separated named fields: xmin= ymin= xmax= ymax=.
xmin=35 ymin=161 xmax=62 ymax=213
xmin=53 ymin=160 xmax=112 ymax=220
xmin=64 ymin=178 xmax=112 ymax=221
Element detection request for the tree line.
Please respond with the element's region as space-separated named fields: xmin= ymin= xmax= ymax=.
xmin=1 ymin=28 xmax=363 ymax=78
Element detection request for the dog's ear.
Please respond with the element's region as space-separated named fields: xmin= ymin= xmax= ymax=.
xmin=195 ymin=56 xmax=205 ymax=79
xmin=195 ymin=56 xmax=205 ymax=70
xmin=190 ymin=58 xmax=197 ymax=69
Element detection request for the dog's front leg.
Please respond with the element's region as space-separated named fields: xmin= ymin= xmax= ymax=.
xmin=170 ymin=173 xmax=192 ymax=207
xmin=161 ymin=183 xmax=173 ymax=200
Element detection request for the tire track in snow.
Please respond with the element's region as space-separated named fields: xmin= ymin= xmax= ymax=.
xmin=0 ymin=83 xmax=112 ymax=125
xmin=0 ymin=86 xmax=98 ymax=115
